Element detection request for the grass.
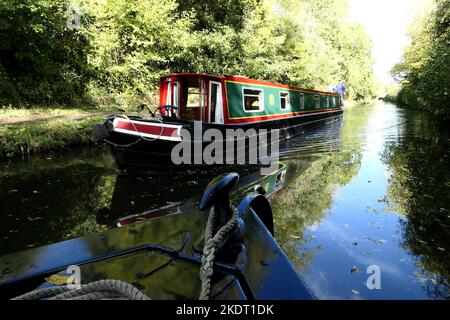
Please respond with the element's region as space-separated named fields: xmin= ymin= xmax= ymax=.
xmin=0 ymin=97 xmax=152 ymax=158
xmin=0 ymin=88 xmax=155 ymax=158
xmin=0 ymin=116 xmax=104 ymax=158
xmin=0 ymin=104 xmax=118 ymax=122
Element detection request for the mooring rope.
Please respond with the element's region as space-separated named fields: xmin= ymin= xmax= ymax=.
xmin=11 ymin=279 xmax=151 ymax=300
xmin=103 ymin=113 xmax=165 ymax=148
xmin=199 ymin=205 xmax=238 ymax=300
xmin=12 ymin=207 xmax=238 ymax=300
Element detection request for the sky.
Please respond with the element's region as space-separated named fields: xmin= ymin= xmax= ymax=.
xmin=348 ymin=0 xmax=428 ymax=84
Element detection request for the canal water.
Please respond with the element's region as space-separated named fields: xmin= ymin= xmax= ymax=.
xmin=0 ymin=102 xmax=448 ymax=299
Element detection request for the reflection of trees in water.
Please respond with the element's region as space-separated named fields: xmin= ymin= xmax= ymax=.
xmin=383 ymin=115 xmax=450 ymax=299
xmin=271 ymin=105 xmax=371 ymax=274
xmin=0 ymin=150 xmax=115 ymax=255
xmin=272 ymin=151 xmax=362 ymax=273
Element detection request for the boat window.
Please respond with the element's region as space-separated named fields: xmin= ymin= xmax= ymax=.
xmin=332 ymin=96 xmax=336 ymax=108
xmin=209 ymin=82 xmax=219 ymax=122
xmin=315 ymin=95 xmax=320 ymax=109
xmin=187 ymin=87 xmax=200 ymax=108
xmin=280 ymin=92 xmax=290 ymax=110
xmin=200 ymin=80 xmax=206 ymax=121
xmin=173 ymin=81 xmax=179 ymax=117
xmin=209 ymin=81 xmax=224 ymax=124
xmin=243 ymin=88 xmax=264 ymax=112
xmin=275 ymin=170 xmax=286 ymax=187
xmin=180 ymin=78 xmax=207 ymax=121
xmin=166 ymin=80 xmax=172 ymax=105
xmin=300 ymin=93 xmax=305 ymax=110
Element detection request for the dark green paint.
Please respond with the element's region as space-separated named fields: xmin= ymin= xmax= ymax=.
xmin=225 ymin=81 xmax=341 ymax=119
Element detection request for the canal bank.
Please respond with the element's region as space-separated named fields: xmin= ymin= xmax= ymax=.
xmin=0 ymin=99 xmax=390 ymax=160
xmin=0 ymin=102 xmax=448 ymax=299
xmin=0 ymin=113 xmax=104 ymax=158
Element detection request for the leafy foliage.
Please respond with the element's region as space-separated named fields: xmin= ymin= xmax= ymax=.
xmin=392 ymin=0 xmax=450 ymax=119
xmin=0 ymin=0 xmax=92 ymax=105
xmin=0 ymin=0 xmax=378 ymax=107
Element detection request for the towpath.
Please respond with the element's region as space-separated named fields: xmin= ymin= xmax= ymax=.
xmin=0 ymin=112 xmax=110 ymax=126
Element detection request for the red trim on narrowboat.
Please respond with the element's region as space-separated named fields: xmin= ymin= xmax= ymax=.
xmin=224 ymin=75 xmax=340 ymax=96
xmin=115 ymin=120 xmax=179 ymax=138
xmin=160 ymin=73 xmax=225 ymax=81
xmin=161 ymin=73 xmax=338 ymax=96
xmin=222 ymin=79 xmax=231 ymax=125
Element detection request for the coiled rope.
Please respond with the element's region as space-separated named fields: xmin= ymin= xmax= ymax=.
xmin=199 ymin=206 xmax=238 ymax=300
xmin=12 ymin=279 xmax=150 ymax=300
xmin=12 ymin=207 xmax=238 ymax=300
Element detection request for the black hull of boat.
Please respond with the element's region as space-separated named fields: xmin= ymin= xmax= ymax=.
xmin=0 ymin=179 xmax=315 ymax=300
xmin=106 ymin=110 xmax=343 ymax=170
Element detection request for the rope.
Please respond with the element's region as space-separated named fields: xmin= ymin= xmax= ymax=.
xmin=11 ymin=279 xmax=151 ymax=300
xmin=199 ymin=206 xmax=238 ymax=300
xmin=119 ymin=114 xmax=165 ymax=143
xmin=12 ymin=207 xmax=239 ymax=300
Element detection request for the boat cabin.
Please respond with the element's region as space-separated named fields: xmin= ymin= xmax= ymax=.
xmin=159 ymin=73 xmax=342 ymax=125
xmin=159 ymin=73 xmax=224 ymax=123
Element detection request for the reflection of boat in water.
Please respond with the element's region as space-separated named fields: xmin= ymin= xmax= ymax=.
xmin=0 ymin=166 xmax=314 ymax=300
xmin=96 ymin=164 xmax=287 ymax=228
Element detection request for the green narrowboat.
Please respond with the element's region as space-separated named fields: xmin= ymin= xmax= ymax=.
xmin=95 ymin=73 xmax=343 ymax=169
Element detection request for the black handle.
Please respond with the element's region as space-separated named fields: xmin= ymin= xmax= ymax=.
xmin=199 ymin=173 xmax=239 ymax=226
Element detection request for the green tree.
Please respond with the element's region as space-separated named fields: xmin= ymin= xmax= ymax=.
xmin=1 ymin=0 xmax=378 ymax=107
xmin=0 ymin=0 xmax=92 ymax=105
xmin=392 ymin=0 xmax=450 ymax=119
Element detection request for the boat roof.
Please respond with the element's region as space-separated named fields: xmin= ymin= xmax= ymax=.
xmin=0 ymin=197 xmax=313 ymax=300
xmin=161 ymin=73 xmax=339 ymax=96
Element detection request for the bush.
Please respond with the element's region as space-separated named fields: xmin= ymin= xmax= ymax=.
xmin=0 ymin=0 xmax=92 ymax=106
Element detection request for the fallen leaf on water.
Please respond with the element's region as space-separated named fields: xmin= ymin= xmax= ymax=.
xmin=45 ymin=274 xmax=70 ymax=285
xmin=27 ymin=216 xmax=43 ymax=222
xmin=351 ymin=266 xmax=360 ymax=273
xmin=365 ymin=237 xmax=386 ymax=244
xmin=366 ymin=207 xmax=375 ymax=213
xmin=1 ymin=267 xmax=12 ymax=275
